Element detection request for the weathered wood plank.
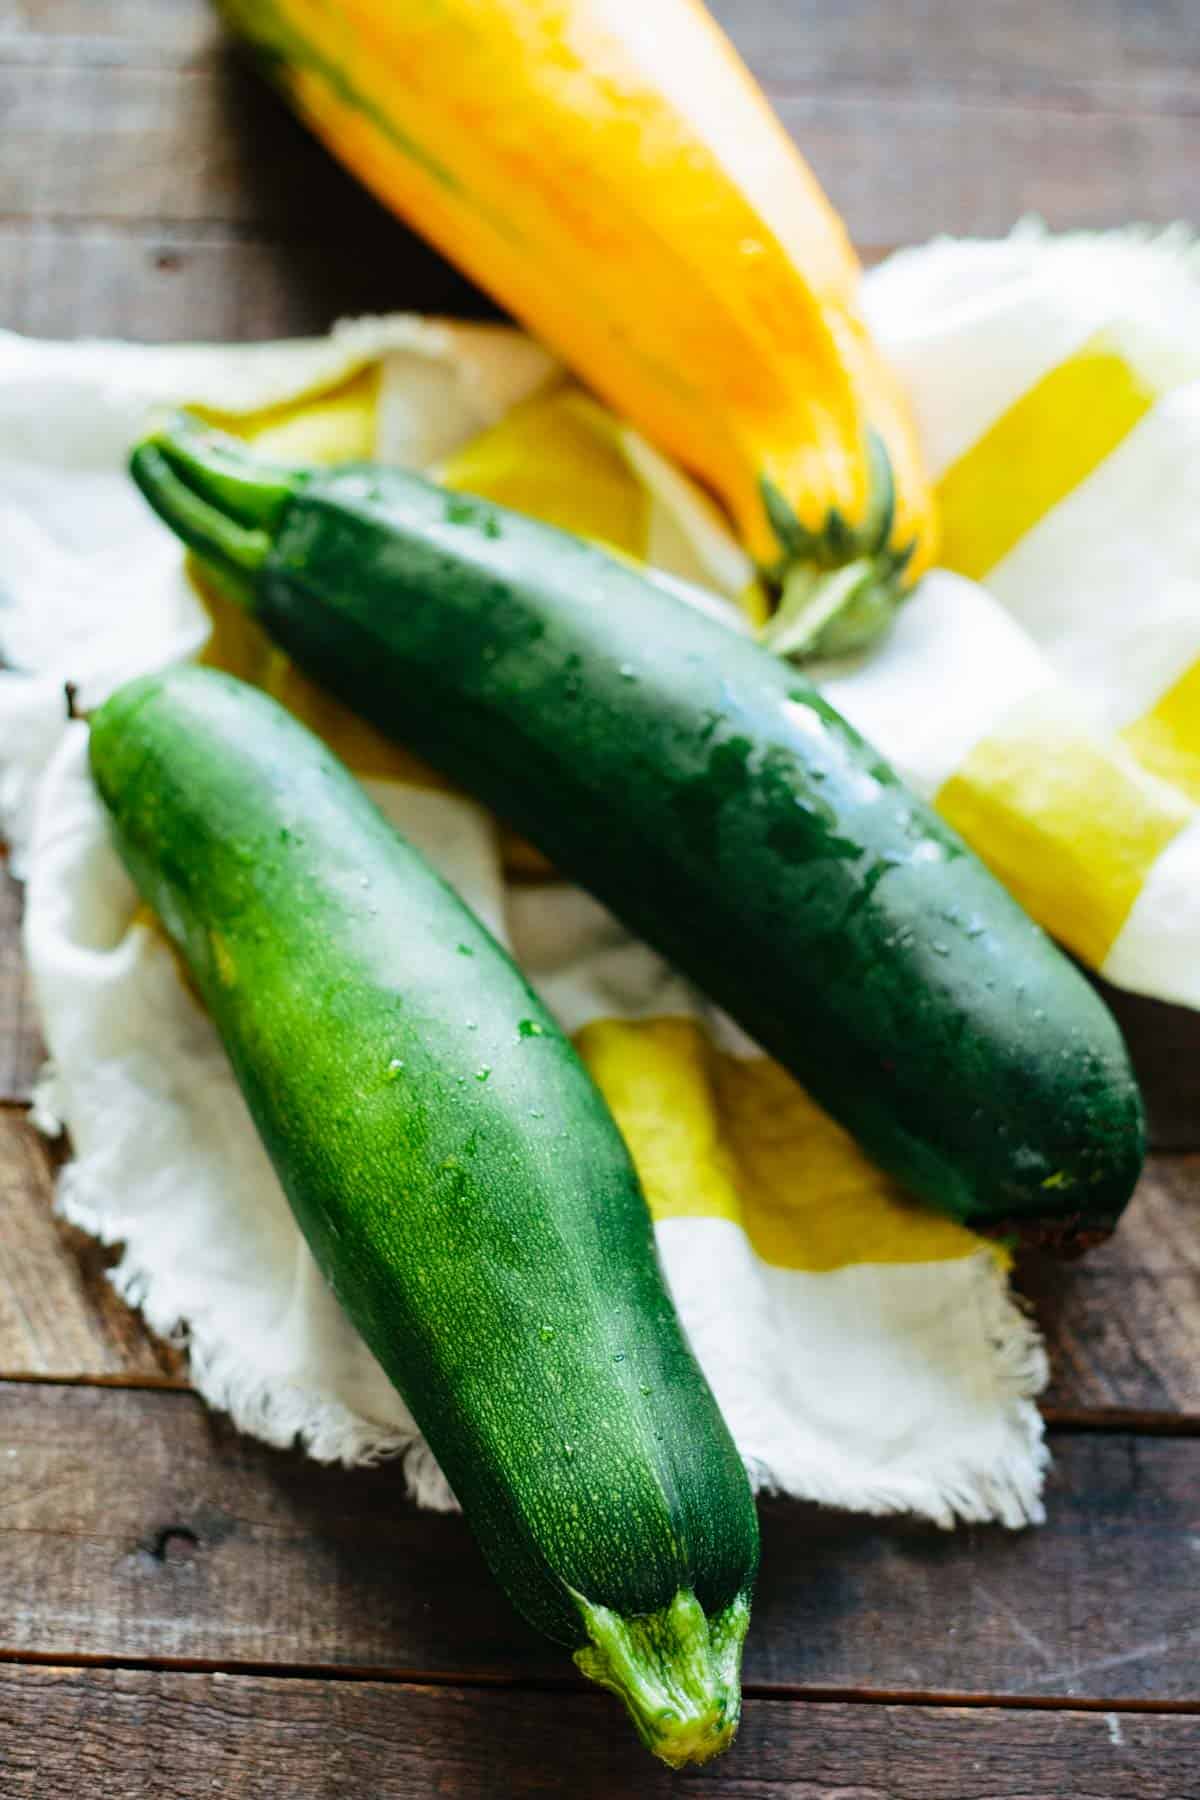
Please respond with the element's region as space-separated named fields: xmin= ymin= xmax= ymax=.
xmin=1 ymin=1382 xmax=1197 ymax=1700
xmin=0 ymin=869 xmax=40 ymax=1103
xmin=0 ymin=1107 xmax=183 ymax=1381
xmin=3 ymin=55 xmax=1198 ymax=249
xmin=1 ymin=1108 xmax=1198 ymax=1415
xmin=9 ymin=0 xmax=1200 ymax=107
xmin=713 ymin=0 xmax=1200 ymax=104
xmin=0 ymin=54 xmax=372 ymax=230
xmin=778 ymin=90 xmax=1200 ymax=242
xmin=0 ymin=0 xmax=218 ymax=65
xmin=1095 ymin=980 xmax=1200 ymax=1153
xmin=2 ymin=1665 xmax=1197 ymax=1800
xmin=0 ymin=5 xmax=1194 ymax=1794
xmin=0 ymin=219 xmax=494 ymax=344
xmin=1024 ymin=1153 xmax=1200 ymax=1418
xmin=1 ymin=1084 xmax=1198 ymax=1413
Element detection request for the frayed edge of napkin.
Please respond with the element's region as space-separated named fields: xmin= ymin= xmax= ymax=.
xmin=868 ymin=217 xmax=1200 ymax=328
xmin=39 ymin=1061 xmax=1046 ymax=1531
xmin=744 ymin=1255 xmax=1048 ymax=1531
xmin=35 ymin=1059 xmax=460 ymax=1511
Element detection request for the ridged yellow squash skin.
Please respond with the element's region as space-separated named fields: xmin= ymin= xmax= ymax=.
xmin=219 ymin=0 xmax=937 ymax=648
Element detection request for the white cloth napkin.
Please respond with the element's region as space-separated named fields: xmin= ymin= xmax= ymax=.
xmin=6 ymin=225 xmax=1196 ymax=1528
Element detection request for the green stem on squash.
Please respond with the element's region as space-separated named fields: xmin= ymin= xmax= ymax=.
xmin=129 ymin=415 xmax=303 ymax=609
xmin=571 ymin=1587 xmax=751 ymax=1769
xmin=758 ymin=431 xmax=916 ymax=662
xmin=761 ymin=556 xmax=877 ymax=660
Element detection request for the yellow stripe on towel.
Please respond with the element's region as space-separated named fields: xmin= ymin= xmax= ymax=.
xmin=438 ymin=386 xmax=651 ymax=558
xmin=576 ymin=1016 xmax=981 ymax=1272
xmin=1122 ymin=658 xmax=1200 ymax=804
xmin=575 ymin=1016 xmax=745 ymax=1231
xmin=189 ymin=370 xmax=454 ymax=794
xmin=936 ymin=334 xmax=1157 ymax=581
xmin=936 ymin=688 xmax=1191 ymax=967
xmin=195 ymin=365 xmax=381 ymax=465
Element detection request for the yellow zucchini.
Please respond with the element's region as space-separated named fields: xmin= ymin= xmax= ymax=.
xmin=218 ymin=0 xmax=937 ymax=656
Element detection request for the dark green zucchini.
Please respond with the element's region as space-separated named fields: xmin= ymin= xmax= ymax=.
xmin=89 ymin=666 xmax=758 ymax=1768
xmin=129 ymin=416 xmax=1146 ymax=1246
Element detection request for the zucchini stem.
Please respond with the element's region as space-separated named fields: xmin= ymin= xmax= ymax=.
xmin=758 ymin=434 xmax=914 ymax=660
xmin=572 ymin=1588 xmax=751 ymax=1768
xmin=762 ymin=555 xmax=877 ymax=660
xmin=129 ymin=415 xmax=304 ymax=609
xmin=129 ymin=446 xmax=268 ymax=609
xmin=148 ymin=412 xmax=299 ymax=532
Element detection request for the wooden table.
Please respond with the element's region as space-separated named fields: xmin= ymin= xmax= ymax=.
xmin=3 ymin=3 xmax=1199 ymax=1793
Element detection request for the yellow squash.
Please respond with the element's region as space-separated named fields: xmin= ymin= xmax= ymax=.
xmin=220 ymin=0 xmax=937 ymax=656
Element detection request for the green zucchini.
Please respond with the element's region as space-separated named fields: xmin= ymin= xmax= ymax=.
xmin=89 ymin=665 xmax=759 ymax=1769
xmin=129 ymin=416 xmax=1146 ymax=1247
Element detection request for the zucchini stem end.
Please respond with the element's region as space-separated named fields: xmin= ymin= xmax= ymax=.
xmin=572 ymin=1587 xmax=750 ymax=1768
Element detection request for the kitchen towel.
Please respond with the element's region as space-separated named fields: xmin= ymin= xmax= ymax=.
xmin=3 ymin=223 xmax=1196 ymax=1526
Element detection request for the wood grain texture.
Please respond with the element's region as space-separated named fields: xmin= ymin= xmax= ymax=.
xmin=3 ymin=53 xmax=1197 ymax=251
xmin=1 ymin=2 xmax=1198 ymax=1791
xmin=1025 ymin=1154 xmax=1200 ymax=1417
xmin=0 ymin=0 xmax=220 ymax=64
xmin=0 ymin=54 xmax=394 ymax=229
xmin=2 ymin=1382 xmax=1198 ymax=1702
xmin=709 ymin=0 xmax=1200 ymax=102
xmin=11 ymin=0 xmax=1200 ymax=103
xmin=2 ymin=1666 xmax=1198 ymax=1800
xmin=0 ymin=1103 xmax=1198 ymax=1415
xmin=3 ymin=0 xmax=1196 ymax=360
xmin=1097 ymin=980 xmax=1200 ymax=1152
xmin=0 ymin=1108 xmax=184 ymax=1381
xmin=0 ymin=218 xmax=494 ymax=344
xmin=0 ymin=870 xmax=40 ymax=1102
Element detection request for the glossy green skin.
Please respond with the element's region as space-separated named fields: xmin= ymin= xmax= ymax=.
xmin=247 ymin=467 xmax=1144 ymax=1239
xmin=88 ymin=667 xmax=759 ymax=1648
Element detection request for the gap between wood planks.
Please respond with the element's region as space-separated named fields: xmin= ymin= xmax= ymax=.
xmin=8 ymin=1 xmax=1200 ymax=119
xmin=3 ymin=1082 xmax=1199 ymax=1416
xmin=0 ymin=1645 xmax=1198 ymax=1719
xmin=5 ymin=41 xmax=1200 ymax=119
xmin=0 ymin=215 xmax=913 ymax=265
xmin=2 ymin=1368 xmax=1199 ymax=1437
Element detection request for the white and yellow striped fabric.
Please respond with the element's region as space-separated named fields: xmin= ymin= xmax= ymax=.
xmin=862 ymin=226 xmax=1200 ymax=1004
xmin=1 ymin=225 xmax=1193 ymax=1531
